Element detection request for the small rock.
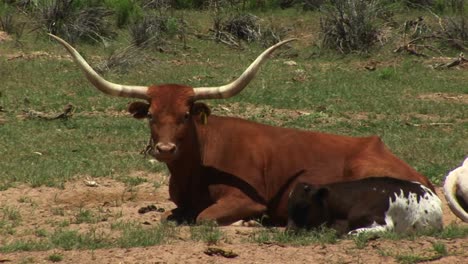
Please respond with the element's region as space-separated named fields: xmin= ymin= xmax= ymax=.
xmin=284 ymin=60 xmax=297 ymax=66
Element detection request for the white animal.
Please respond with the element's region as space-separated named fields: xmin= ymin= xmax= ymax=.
xmin=443 ymin=158 xmax=468 ymax=222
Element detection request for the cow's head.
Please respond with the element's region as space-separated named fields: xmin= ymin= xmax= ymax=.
xmin=287 ymin=182 xmax=329 ymax=231
xmin=49 ymin=34 xmax=295 ymax=163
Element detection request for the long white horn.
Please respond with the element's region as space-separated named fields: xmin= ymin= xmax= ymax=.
xmin=443 ymin=158 xmax=468 ymax=222
xmin=48 ymin=34 xmax=149 ymax=100
xmin=193 ymin=38 xmax=297 ymax=100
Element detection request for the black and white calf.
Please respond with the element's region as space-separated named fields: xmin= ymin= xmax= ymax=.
xmin=287 ymin=177 xmax=443 ymax=235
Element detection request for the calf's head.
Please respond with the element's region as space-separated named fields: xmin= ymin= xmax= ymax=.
xmin=287 ymin=182 xmax=329 ymax=231
xmin=48 ymin=34 xmax=295 ymax=163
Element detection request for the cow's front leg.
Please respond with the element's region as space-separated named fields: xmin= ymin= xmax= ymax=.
xmin=196 ymin=196 xmax=267 ymax=225
xmin=348 ymin=223 xmax=390 ymax=235
xmin=347 ymin=212 xmax=389 ymax=235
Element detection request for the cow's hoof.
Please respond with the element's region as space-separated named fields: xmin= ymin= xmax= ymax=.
xmin=161 ymin=209 xmax=195 ymax=225
xmin=231 ymin=220 xmax=262 ymax=227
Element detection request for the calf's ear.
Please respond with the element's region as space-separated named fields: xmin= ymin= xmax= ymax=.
xmin=317 ymin=187 xmax=329 ymax=199
xmin=128 ymin=101 xmax=150 ymax=119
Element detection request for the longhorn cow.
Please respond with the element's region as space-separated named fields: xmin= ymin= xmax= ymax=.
xmin=49 ymin=34 xmax=433 ymax=225
xmin=443 ymin=158 xmax=468 ymax=222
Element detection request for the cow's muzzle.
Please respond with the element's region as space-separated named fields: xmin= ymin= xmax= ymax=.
xmin=152 ymin=142 xmax=178 ymax=162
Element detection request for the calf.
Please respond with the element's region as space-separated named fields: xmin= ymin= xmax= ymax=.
xmin=287 ymin=177 xmax=442 ymax=235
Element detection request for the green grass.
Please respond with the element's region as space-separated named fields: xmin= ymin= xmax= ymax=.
xmin=0 ymin=222 xmax=176 ymax=252
xmin=1 ymin=29 xmax=466 ymax=187
xmin=48 ymin=252 xmax=64 ymax=262
xmin=115 ymin=221 xmax=178 ymax=248
xmin=250 ymin=227 xmax=338 ymax=246
xmin=74 ymin=208 xmax=97 ymax=224
xmin=190 ymin=221 xmax=224 ymax=245
xmin=352 ymin=224 xmax=468 ymax=246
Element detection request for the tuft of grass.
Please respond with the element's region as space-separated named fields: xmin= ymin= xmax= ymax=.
xmin=118 ymin=176 xmax=147 ymax=187
xmin=116 ymin=221 xmax=177 ymax=248
xmin=352 ymin=232 xmax=380 ymax=249
xmin=432 ymin=241 xmax=448 ymax=256
xmin=431 ymin=224 xmax=468 ymax=239
xmin=395 ymin=253 xmax=431 ymax=264
xmin=250 ymin=226 xmax=338 ymax=246
xmin=0 ymin=239 xmax=51 ymax=253
xmin=74 ymin=208 xmax=96 ymax=224
xmin=50 ymin=228 xmax=111 ymax=250
xmin=48 ymin=252 xmax=64 ymax=262
xmin=190 ymin=221 xmax=224 ymax=245
xmin=35 ymin=228 xmax=48 ymax=238
xmin=1 ymin=206 xmax=22 ymax=225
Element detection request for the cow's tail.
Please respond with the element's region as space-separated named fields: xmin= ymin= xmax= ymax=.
xmin=443 ymin=165 xmax=468 ymax=222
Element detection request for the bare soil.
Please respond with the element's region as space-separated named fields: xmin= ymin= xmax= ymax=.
xmin=0 ymin=171 xmax=467 ymax=264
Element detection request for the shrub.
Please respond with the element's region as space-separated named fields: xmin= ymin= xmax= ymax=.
xmin=129 ymin=13 xmax=186 ymax=48
xmin=0 ymin=3 xmax=15 ymax=34
xmin=320 ymin=0 xmax=386 ymax=53
xmin=138 ymin=0 xmax=172 ymax=10
xmin=210 ymin=11 xmax=289 ymax=48
xmin=36 ymin=0 xmax=115 ymax=43
xmin=105 ymin=0 xmax=142 ymax=28
xmin=222 ymin=13 xmax=260 ymax=42
xmin=441 ymin=16 xmax=468 ymax=50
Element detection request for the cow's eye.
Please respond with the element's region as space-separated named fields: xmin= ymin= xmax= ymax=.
xmin=183 ymin=112 xmax=190 ymax=122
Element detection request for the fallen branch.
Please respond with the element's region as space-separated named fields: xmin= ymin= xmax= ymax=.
xmin=393 ymin=44 xmax=428 ymax=57
xmin=405 ymin=122 xmax=454 ymax=127
xmin=24 ymin=103 xmax=74 ymax=120
xmin=434 ymin=53 xmax=467 ymax=69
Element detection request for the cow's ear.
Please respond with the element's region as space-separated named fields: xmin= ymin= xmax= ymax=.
xmin=191 ymin=102 xmax=211 ymax=124
xmin=190 ymin=102 xmax=211 ymax=116
xmin=128 ymin=101 xmax=150 ymax=119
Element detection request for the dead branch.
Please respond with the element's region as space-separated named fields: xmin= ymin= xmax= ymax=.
xmin=393 ymin=44 xmax=428 ymax=57
xmin=434 ymin=53 xmax=467 ymax=69
xmin=23 ymin=104 xmax=74 ymax=120
xmin=405 ymin=122 xmax=454 ymax=127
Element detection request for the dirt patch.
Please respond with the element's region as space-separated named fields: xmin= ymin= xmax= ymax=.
xmin=418 ymin=93 xmax=468 ymax=104
xmin=0 ymin=172 xmax=467 ymax=264
xmin=4 ymin=51 xmax=74 ymax=61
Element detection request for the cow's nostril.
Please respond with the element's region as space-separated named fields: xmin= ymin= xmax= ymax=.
xmin=156 ymin=143 xmax=176 ymax=154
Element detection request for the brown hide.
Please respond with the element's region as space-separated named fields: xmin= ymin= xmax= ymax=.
xmin=191 ymin=115 xmax=432 ymax=224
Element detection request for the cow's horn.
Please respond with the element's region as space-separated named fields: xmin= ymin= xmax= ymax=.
xmin=193 ymin=38 xmax=297 ymax=100
xmin=443 ymin=160 xmax=468 ymax=222
xmin=48 ymin=34 xmax=149 ymax=100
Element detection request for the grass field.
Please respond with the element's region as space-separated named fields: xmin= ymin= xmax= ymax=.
xmin=0 ymin=5 xmax=467 ymax=263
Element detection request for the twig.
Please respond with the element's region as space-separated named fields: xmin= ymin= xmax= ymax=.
xmin=406 ymin=122 xmax=454 ymax=127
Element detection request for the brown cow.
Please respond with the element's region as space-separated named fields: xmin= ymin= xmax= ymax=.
xmin=49 ymin=34 xmax=433 ymax=226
